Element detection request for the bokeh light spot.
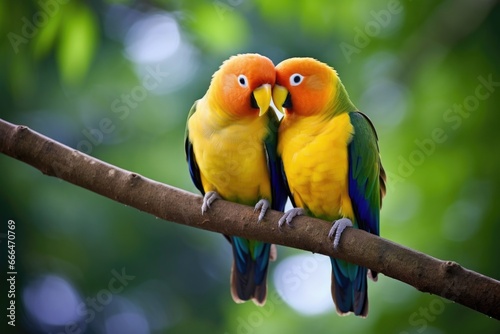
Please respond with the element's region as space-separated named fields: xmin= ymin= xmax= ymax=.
xmin=23 ymin=275 xmax=82 ymax=327
xmin=273 ymin=254 xmax=333 ymax=315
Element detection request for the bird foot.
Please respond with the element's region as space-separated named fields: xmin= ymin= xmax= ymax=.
xmin=278 ymin=208 xmax=305 ymax=229
xmin=201 ymin=191 xmax=221 ymax=214
xmin=328 ymin=218 xmax=353 ymax=249
xmin=254 ymin=199 xmax=270 ymax=222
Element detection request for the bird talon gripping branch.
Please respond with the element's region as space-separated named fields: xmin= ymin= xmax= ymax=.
xmin=328 ymin=217 xmax=353 ymax=249
xmin=254 ymin=198 xmax=270 ymax=223
xmin=277 ymin=207 xmax=304 ymax=229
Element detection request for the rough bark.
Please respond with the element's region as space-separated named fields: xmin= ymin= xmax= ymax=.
xmin=1 ymin=118 xmax=499 ymax=319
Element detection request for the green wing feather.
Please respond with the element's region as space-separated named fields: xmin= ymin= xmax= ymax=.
xmin=184 ymin=101 xmax=204 ymax=194
xmin=348 ymin=111 xmax=385 ymax=235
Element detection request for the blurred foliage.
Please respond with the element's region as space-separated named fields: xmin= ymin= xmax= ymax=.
xmin=1 ymin=0 xmax=500 ymax=333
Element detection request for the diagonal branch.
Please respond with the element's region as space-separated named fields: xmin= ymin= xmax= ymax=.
xmin=0 ymin=118 xmax=499 ymax=319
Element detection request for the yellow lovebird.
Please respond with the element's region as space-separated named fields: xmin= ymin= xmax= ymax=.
xmin=185 ymin=54 xmax=287 ymax=305
xmin=273 ymin=57 xmax=386 ymax=316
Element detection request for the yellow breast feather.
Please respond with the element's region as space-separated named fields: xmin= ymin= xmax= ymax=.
xmin=278 ymin=112 xmax=355 ymax=220
xmin=188 ymin=101 xmax=271 ymax=206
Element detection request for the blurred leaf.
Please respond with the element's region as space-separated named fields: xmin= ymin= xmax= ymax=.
xmin=33 ymin=7 xmax=63 ymax=59
xmin=189 ymin=3 xmax=249 ymax=53
xmin=57 ymin=4 xmax=98 ymax=84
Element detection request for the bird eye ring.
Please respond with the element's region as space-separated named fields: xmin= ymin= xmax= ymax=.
xmin=238 ymin=74 xmax=248 ymax=88
xmin=290 ymin=73 xmax=304 ymax=86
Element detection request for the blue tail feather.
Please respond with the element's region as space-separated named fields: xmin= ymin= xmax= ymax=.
xmin=230 ymin=236 xmax=271 ymax=305
xmin=330 ymin=257 xmax=368 ymax=316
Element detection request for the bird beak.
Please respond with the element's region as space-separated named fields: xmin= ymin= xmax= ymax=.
xmin=253 ymin=84 xmax=272 ymax=116
xmin=272 ymin=84 xmax=289 ymax=114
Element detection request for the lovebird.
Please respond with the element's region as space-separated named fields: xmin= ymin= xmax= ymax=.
xmin=185 ymin=54 xmax=287 ymax=305
xmin=272 ymin=57 xmax=386 ymax=316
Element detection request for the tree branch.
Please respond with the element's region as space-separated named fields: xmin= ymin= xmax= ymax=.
xmin=1 ymin=118 xmax=499 ymax=319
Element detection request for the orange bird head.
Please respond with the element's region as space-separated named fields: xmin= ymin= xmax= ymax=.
xmin=273 ymin=57 xmax=347 ymax=117
xmin=208 ymin=53 xmax=275 ymax=118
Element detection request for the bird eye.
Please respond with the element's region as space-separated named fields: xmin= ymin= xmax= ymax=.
xmin=238 ymin=74 xmax=248 ymax=88
xmin=290 ymin=73 xmax=304 ymax=86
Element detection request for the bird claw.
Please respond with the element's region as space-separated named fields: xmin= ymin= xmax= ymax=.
xmin=201 ymin=191 xmax=221 ymax=214
xmin=254 ymin=199 xmax=270 ymax=222
xmin=328 ymin=218 xmax=353 ymax=249
xmin=278 ymin=208 xmax=305 ymax=230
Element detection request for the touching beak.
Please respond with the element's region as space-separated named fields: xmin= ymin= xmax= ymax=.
xmin=272 ymin=84 xmax=289 ymax=114
xmin=253 ymin=83 xmax=272 ymax=116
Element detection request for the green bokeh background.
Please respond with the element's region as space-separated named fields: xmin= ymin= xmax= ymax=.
xmin=1 ymin=0 xmax=500 ymax=333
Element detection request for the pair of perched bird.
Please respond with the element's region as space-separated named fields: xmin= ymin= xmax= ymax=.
xmin=185 ymin=54 xmax=386 ymax=317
